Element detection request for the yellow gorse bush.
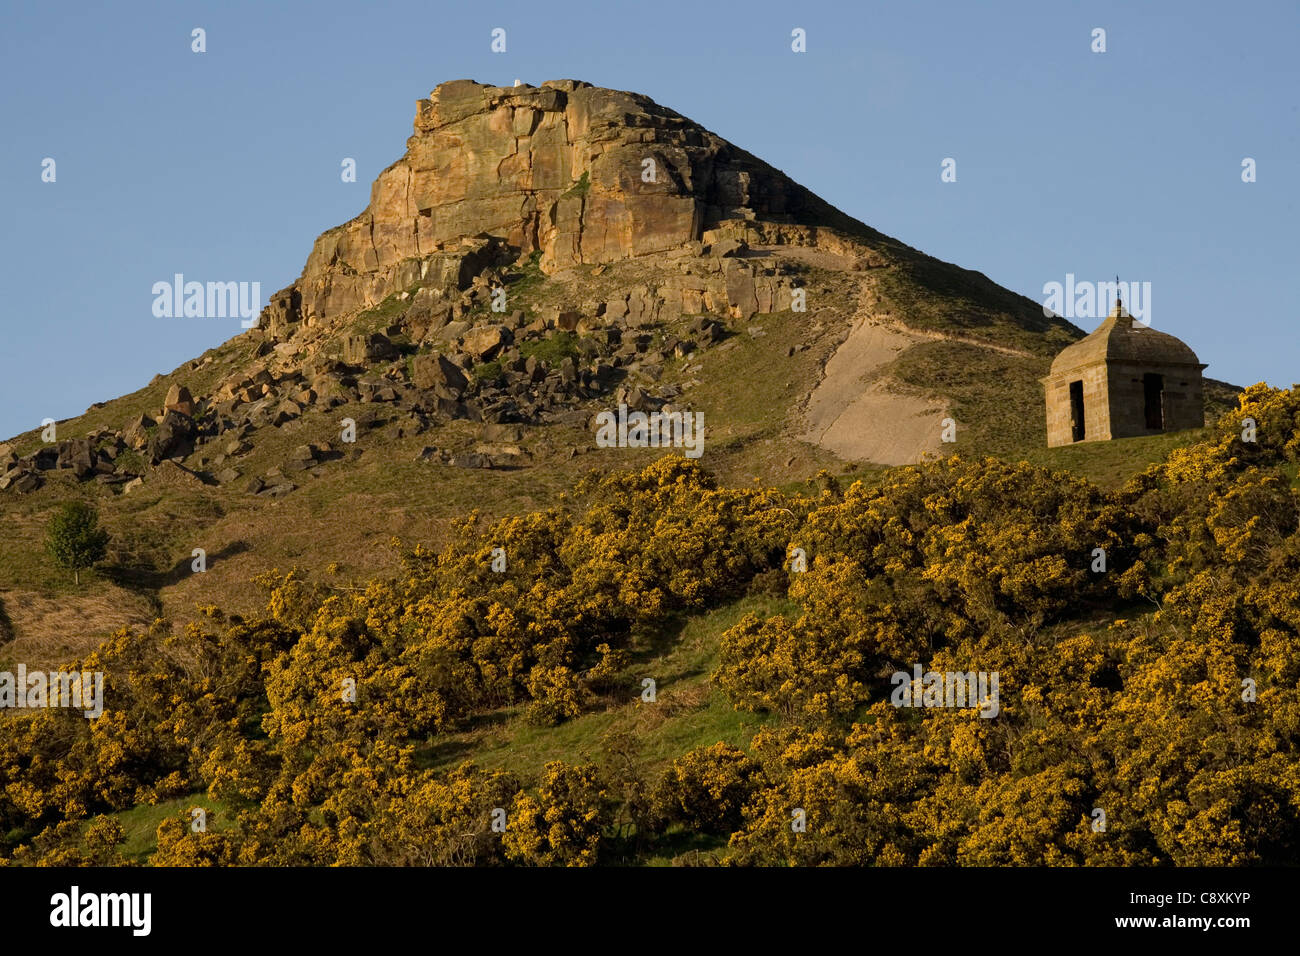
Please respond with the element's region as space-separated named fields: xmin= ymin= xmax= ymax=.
xmin=2 ymin=388 xmax=1300 ymax=865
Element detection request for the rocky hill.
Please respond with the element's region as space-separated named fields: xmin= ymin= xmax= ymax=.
xmin=275 ymin=78 xmax=880 ymax=327
xmin=0 ymin=79 xmax=1237 ymax=660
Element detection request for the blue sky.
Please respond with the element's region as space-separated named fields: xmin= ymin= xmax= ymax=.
xmin=2 ymin=0 xmax=1296 ymax=441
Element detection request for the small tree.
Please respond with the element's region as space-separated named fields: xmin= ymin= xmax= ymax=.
xmin=46 ymin=501 xmax=109 ymax=585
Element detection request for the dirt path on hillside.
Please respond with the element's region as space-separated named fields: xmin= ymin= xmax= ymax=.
xmin=898 ymin=324 xmax=1037 ymax=358
xmin=800 ymin=317 xmax=949 ymax=465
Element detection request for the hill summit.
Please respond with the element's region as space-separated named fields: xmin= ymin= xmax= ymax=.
xmin=265 ymin=78 xmax=881 ymax=337
xmin=1 ymin=79 xmax=1239 ymax=654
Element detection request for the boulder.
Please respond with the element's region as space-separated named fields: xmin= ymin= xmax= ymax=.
xmin=271 ymin=400 xmax=303 ymax=425
xmin=709 ymin=238 xmax=748 ymax=258
xmin=475 ymin=443 xmax=524 ymax=459
xmin=147 ymin=411 xmax=197 ymax=464
xmin=691 ymin=318 xmax=726 ymax=344
xmin=343 ymin=333 xmax=397 ymax=366
xmin=412 ymin=353 xmax=469 ymax=395
xmin=605 ymin=298 xmax=629 ymax=322
xmin=481 ymin=423 xmax=524 ymax=442
xmin=405 ymin=288 xmax=455 ymax=340
xmin=430 ymin=319 xmax=471 ymax=345
xmin=9 ymin=472 xmax=42 ymax=493
xmin=56 ymin=439 xmax=96 ymax=479
xmin=724 ymin=261 xmax=759 ymax=320
xmin=625 ymin=286 xmax=670 ymax=327
xmin=462 ymin=324 xmax=512 ymax=362
xmin=449 ymin=453 xmax=493 ymax=470
xmin=163 ymin=384 xmax=196 ymax=417
xmin=357 ymin=381 xmax=399 ymax=403
xmin=11 ymin=469 xmax=42 ymax=492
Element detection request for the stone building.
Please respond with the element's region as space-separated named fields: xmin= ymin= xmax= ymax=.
xmin=1042 ymin=300 xmax=1205 ymax=447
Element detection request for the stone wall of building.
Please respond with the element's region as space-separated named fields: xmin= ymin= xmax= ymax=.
xmin=1045 ymin=360 xmax=1204 ymax=446
xmin=1044 ymin=363 xmax=1112 ymax=447
xmin=1105 ymin=361 xmax=1205 ymax=438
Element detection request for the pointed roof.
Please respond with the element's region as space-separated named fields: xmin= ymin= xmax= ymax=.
xmin=1048 ymin=300 xmax=1203 ymax=377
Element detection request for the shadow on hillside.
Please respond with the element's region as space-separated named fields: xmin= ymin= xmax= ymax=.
xmin=101 ymin=540 xmax=253 ymax=591
xmin=418 ymin=737 xmax=478 ymax=769
xmin=626 ymin=613 xmax=688 ymax=668
xmin=415 ymin=708 xmax=514 ymax=769
xmin=460 ymin=709 xmax=513 ymax=732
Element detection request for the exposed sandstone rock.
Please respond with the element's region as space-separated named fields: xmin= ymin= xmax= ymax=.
xmin=164 ymin=384 xmax=196 ymax=418
xmin=56 ymin=439 xmax=97 ymax=479
xmin=147 ymin=411 xmax=196 ymax=464
xmin=405 ymin=287 xmax=454 ymax=340
xmin=255 ymin=79 xmax=877 ymax=339
xmin=429 ymin=319 xmax=471 ymax=346
xmin=124 ymin=413 xmax=154 ymax=450
xmin=449 ymin=452 xmax=493 ymax=470
xmin=708 ymin=238 xmax=748 ymax=257
xmin=412 ymin=353 xmax=469 ymax=395
xmin=343 ymin=333 xmax=396 ymax=366
xmin=462 ymin=324 xmax=512 ymax=361
xmin=271 ymin=400 xmax=303 ymax=425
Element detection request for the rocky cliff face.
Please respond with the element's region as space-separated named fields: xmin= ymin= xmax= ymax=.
xmin=262 ymin=78 xmax=877 ymax=336
xmin=0 ymin=77 xmax=1110 ymax=511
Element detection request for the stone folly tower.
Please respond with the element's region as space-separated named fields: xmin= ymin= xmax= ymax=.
xmin=1042 ymin=299 xmax=1205 ymax=447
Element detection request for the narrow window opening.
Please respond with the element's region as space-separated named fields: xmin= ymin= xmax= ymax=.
xmin=1143 ymin=373 xmax=1164 ymax=430
xmin=1069 ymin=380 xmax=1085 ymax=442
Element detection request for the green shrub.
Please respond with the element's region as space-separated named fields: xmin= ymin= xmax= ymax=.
xmin=561 ymin=171 xmax=590 ymax=199
xmin=46 ymin=501 xmax=110 ymax=585
xmin=472 ymin=360 xmax=503 ymax=382
xmin=520 ymin=332 xmax=579 ymax=366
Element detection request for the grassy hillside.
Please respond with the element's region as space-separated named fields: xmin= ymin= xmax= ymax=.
xmin=0 ymin=243 xmax=1245 ymax=684
xmin=6 ymin=379 xmax=1297 ymax=867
